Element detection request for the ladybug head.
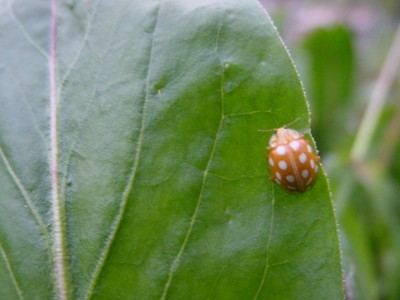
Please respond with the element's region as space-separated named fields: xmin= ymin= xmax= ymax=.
xmin=269 ymin=128 xmax=303 ymax=148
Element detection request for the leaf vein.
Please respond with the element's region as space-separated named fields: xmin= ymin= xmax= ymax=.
xmin=0 ymin=242 xmax=24 ymax=299
xmin=226 ymin=110 xmax=272 ymax=117
xmin=1 ymin=64 xmax=48 ymax=147
xmin=59 ymin=0 xmax=102 ymax=95
xmin=160 ymin=19 xmax=225 ymax=300
xmin=82 ymin=3 xmax=163 ymax=299
xmin=253 ymin=185 xmax=276 ymax=300
xmin=49 ymin=1 xmax=68 ymax=298
xmin=60 ymin=9 xmax=127 ymax=198
xmin=0 ymin=145 xmax=50 ymax=244
xmin=207 ymin=172 xmax=265 ymax=181
xmin=7 ymin=0 xmax=48 ymax=58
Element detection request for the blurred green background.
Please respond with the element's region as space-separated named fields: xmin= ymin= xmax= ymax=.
xmin=260 ymin=0 xmax=400 ymax=299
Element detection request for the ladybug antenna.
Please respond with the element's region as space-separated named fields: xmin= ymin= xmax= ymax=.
xmin=257 ymin=117 xmax=302 ymax=132
xmin=282 ymin=117 xmax=301 ymax=128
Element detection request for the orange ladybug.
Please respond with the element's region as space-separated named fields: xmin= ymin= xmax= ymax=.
xmin=267 ymin=128 xmax=320 ymax=192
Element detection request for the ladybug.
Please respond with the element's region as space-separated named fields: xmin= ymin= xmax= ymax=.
xmin=267 ymin=128 xmax=320 ymax=192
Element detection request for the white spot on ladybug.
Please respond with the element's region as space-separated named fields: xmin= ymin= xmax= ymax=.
xmin=286 ymin=175 xmax=295 ymax=183
xmin=299 ymin=153 xmax=307 ymax=163
xmin=268 ymin=157 xmax=274 ymax=166
xmin=278 ymin=160 xmax=288 ymax=170
xmin=276 ymin=146 xmax=286 ymax=155
xmin=301 ymin=169 xmax=309 ymax=178
xmin=310 ymin=159 xmax=315 ymax=169
xmin=290 ymin=140 xmax=300 ymax=151
xmin=286 ymin=185 xmax=297 ymax=190
xmin=314 ymin=165 xmax=319 ymax=173
xmin=275 ymin=171 xmax=282 ymax=180
xmin=275 ymin=178 xmax=281 ymax=184
xmin=307 ymin=145 xmax=313 ymax=153
xmin=306 ymin=177 xmax=313 ymax=185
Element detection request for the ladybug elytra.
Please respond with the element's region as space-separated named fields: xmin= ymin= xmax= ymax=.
xmin=267 ymin=128 xmax=320 ymax=192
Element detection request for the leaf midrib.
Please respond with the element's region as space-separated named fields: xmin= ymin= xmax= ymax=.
xmin=49 ymin=0 xmax=68 ymax=299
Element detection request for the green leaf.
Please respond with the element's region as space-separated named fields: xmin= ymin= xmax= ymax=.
xmin=0 ymin=0 xmax=344 ymax=299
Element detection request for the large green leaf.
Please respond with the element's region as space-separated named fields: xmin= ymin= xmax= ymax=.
xmin=0 ymin=0 xmax=344 ymax=299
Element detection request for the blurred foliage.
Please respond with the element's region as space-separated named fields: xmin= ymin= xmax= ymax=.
xmin=303 ymin=26 xmax=355 ymax=153
xmin=261 ymin=0 xmax=400 ymax=299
